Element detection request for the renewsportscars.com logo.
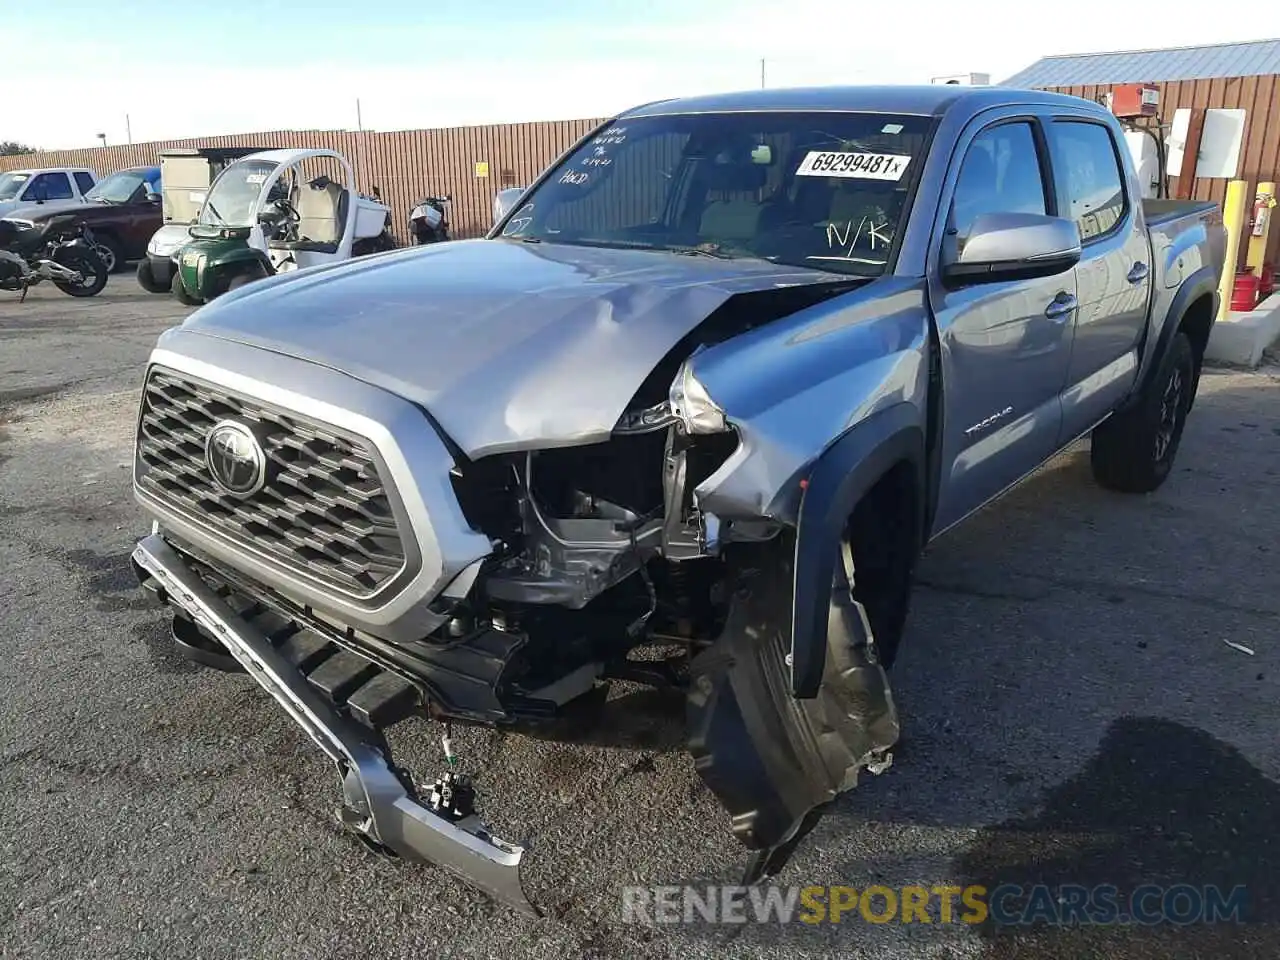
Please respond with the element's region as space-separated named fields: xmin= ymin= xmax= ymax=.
xmin=620 ymin=883 xmax=1249 ymax=927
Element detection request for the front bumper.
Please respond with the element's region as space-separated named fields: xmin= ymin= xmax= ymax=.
xmin=131 ymin=532 xmax=536 ymax=915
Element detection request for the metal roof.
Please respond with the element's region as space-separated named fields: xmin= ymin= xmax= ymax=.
xmin=1001 ymin=38 xmax=1280 ymax=88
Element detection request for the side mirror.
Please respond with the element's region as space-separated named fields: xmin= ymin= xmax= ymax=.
xmin=942 ymin=212 xmax=1081 ymax=285
xmin=493 ymin=186 xmax=525 ymax=224
xmin=27 ymin=185 xmax=47 ymax=204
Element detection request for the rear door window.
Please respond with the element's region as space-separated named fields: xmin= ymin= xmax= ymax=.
xmin=74 ymin=171 xmax=96 ymax=196
xmin=1051 ymin=120 xmax=1127 ymax=241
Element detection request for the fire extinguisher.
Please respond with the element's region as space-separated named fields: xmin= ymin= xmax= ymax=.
xmin=1252 ymin=191 xmax=1276 ymax=237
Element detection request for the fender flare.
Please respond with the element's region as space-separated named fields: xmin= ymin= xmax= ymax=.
xmin=207 ymin=247 xmax=274 ymax=296
xmin=1124 ymin=266 xmax=1219 ymax=412
xmin=213 ymin=246 xmax=274 ymax=273
xmin=789 ymin=403 xmax=925 ymax=698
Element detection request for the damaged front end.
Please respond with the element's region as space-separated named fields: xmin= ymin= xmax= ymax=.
xmin=422 ymin=347 xmax=903 ymax=879
xmin=131 ymin=269 xmax=909 ymax=911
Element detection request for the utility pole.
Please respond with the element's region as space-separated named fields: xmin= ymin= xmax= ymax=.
xmin=125 ymin=114 xmax=132 ymax=145
xmin=760 ymin=58 xmax=766 ymax=89
xmin=355 ymin=98 xmax=367 ymax=193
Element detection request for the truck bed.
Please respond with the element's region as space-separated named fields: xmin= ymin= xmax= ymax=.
xmin=1143 ymin=198 xmax=1218 ymax=227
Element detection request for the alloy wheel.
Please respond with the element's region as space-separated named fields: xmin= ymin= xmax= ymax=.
xmin=1154 ymin=366 xmax=1184 ymax=462
xmin=94 ymin=243 xmax=116 ymax=273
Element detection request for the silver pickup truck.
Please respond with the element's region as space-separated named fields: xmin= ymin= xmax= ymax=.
xmin=129 ymin=85 xmax=1226 ymax=914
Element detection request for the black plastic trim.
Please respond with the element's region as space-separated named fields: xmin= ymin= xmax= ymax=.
xmin=789 ymin=404 xmax=925 ymax=698
xmin=1123 ymin=265 xmax=1219 ymax=413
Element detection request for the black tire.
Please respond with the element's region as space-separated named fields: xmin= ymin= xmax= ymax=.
xmin=52 ymin=250 xmax=108 ymax=297
xmin=1090 ymin=332 xmax=1195 ymax=493
xmin=136 ymin=259 xmax=166 ymax=294
xmin=92 ymin=233 xmax=124 ymax=274
xmin=170 ymin=271 xmax=201 ymax=306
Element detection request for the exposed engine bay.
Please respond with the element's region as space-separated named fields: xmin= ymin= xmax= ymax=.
xmin=430 ymin=285 xmax=841 ymax=716
xmin=444 ymin=420 xmax=739 ymax=710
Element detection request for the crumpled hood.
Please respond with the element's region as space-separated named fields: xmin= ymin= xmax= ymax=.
xmin=183 ymin=239 xmax=845 ymax=458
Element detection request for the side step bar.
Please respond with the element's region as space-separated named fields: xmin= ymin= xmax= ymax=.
xmin=131 ymin=534 xmax=537 ymax=916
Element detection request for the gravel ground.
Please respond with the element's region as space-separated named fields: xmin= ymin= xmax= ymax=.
xmin=1 ymin=283 xmax=1278 ymax=959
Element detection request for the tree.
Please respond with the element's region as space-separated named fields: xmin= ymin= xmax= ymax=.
xmin=0 ymin=141 xmax=37 ymax=156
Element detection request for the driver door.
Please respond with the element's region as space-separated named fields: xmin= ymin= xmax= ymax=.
xmin=928 ymin=112 xmax=1077 ymax=534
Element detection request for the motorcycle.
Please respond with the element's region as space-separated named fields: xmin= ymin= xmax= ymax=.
xmin=409 ymin=194 xmax=451 ymax=244
xmin=0 ymin=215 xmax=108 ymax=301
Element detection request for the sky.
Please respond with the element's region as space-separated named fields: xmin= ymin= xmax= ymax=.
xmin=8 ymin=0 xmax=1278 ymax=150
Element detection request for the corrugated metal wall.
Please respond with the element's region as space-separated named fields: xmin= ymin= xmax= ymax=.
xmin=1047 ymin=77 xmax=1280 ymax=266
xmin=0 ymin=119 xmax=608 ymax=242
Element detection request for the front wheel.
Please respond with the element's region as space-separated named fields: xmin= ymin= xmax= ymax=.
xmin=170 ymin=271 xmax=201 ymax=306
xmin=1090 ymin=332 xmax=1195 ymax=493
xmin=52 ymin=250 xmax=108 ymax=297
xmin=136 ymin=258 xmax=167 ymax=293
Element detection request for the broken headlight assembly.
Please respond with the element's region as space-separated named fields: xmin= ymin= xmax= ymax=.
xmin=669 ymin=358 xmax=727 ymax=435
xmin=613 ymin=358 xmax=729 ymax=438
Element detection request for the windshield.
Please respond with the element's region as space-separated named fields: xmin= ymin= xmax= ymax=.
xmin=497 ymin=111 xmax=932 ymax=276
xmin=85 ymin=169 xmax=149 ymax=203
xmin=199 ymin=159 xmax=279 ymax=227
xmin=0 ymin=172 xmax=30 ymax=201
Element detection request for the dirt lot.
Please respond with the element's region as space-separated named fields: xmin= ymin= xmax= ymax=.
xmin=2 ymin=283 xmax=1279 ymax=959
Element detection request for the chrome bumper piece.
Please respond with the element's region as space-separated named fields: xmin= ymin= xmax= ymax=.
xmin=131 ymin=534 xmax=536 ymax=916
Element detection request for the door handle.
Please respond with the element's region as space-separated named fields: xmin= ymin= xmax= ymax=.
xmin=1127 ymin=261 xmax=1149 ymax=284
xmin=1044 ymin=292 xmax=1078 ymax=321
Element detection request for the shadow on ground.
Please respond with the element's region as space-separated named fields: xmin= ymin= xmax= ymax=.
xmin=952 ymin=716 xmax=1279 ymax=958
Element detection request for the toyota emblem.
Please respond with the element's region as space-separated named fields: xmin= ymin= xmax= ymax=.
xmin=205 ymin=420 xmax=267 ymax=496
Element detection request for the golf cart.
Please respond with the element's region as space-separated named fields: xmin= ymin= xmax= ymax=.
xmin=138 ymin=147 xmax=268 ymax=294
xmin=170 ymin=148 xmax=395 ymax=305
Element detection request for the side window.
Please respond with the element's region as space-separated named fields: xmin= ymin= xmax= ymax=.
xmin=28 ymin=172 xmax=74 ymax=201
xmin=1052 ymin=121 xmax=1126 ymax=242
xmin=951 ymin=122 xmax=1047 ymax=241
xmin=74 ymin=172 xmax=95 ymax=195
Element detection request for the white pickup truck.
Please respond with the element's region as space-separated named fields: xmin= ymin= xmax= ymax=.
xmin=0 ymin=167 xmax=98 ymax=219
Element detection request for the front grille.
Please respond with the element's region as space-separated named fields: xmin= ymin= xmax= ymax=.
xmin=135 ymin=367 xmax=411 ymax=598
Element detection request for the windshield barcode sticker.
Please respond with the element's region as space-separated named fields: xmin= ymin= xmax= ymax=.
xmin=796 ymin=151 xmax=912 ymax=181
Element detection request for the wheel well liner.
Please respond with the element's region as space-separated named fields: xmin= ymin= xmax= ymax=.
xmin=216 ymin=247 xmax=274 ymax=270
xmin=1127 ymin=266 xmax=1219 ymax=412
xmin=1175 ymin=290 xmax=1215 ymax=412
xmin=790 ymin=403 xmax=924 ymax=698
